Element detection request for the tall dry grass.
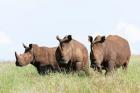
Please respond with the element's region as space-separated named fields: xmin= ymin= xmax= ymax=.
xmin=0 ymin=56 xmax=140 ymax=93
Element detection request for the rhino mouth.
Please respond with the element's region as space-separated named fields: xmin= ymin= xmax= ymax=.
xmin=15 ymin=61 xmax=23 ymax=67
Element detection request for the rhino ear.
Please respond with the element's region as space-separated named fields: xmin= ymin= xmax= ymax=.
xmin=101 ymin=36 xmax=106 ymax=42
xmin=29 ymin=44 xmax=32 ymax=48
xmin=88 ymin=35 xmax=93 ymax=43
xmin=67 ymin=35 xmax=72 ymax=41
xmin=56 ymin=35 xmax=62 ymax=42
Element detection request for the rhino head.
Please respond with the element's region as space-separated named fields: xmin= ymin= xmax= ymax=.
xmin=88 ymin=35 xmax=106 ymax=69
xmin=15 ymin=44 xmax=37 ymax=66
xmin=56 ymin=35 xmax=73 ymax=64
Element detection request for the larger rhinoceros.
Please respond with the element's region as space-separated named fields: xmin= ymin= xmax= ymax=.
xmin=88 ymin=35 xmax=131 ymax=75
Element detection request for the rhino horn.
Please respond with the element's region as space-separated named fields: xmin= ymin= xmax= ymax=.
xmin=23 ymin=43 xmax=28 ymax=48
xmin=15 ymin=51 xmax=20 ymax=60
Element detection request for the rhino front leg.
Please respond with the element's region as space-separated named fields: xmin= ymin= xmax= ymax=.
xmin=37 ymin=67 xmax=48 ymax=75
xmin=52 ymin=64 xmax=61 ymax=72
xmin=105 ymin=60 xmax=115 ymax=75
xmin=95 ymin=59 xmax=102 ymax=73
xmin=122 ymin=61 xmax=128 ymax=71
xmin=97 ymin=64 xmax=102 ymax=73
xmin=76 ymin=62 xmax=82 ymax=71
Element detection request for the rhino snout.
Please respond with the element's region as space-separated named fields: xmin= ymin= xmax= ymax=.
xmin=15 ymin=61 xmax=22 ymax=67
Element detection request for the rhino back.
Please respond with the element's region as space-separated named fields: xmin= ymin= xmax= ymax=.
xmin=33 ymin=47 xmax=57 ymax=65
xmin=46 ymin=47 xmax=57 ymax=65
xmin=103 ymin=35 xmax=131 ymax=64
xmin=70 ymin=40 xmax=88 ymax=63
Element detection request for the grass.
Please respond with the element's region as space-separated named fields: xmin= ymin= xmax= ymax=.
xmin=0 ymin=56 xmax=140 ymax=93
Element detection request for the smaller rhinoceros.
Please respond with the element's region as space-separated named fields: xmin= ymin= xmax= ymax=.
xmin=15 ymin=44 xmax=61 ymax=75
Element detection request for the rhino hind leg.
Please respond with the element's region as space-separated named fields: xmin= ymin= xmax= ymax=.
xmin=76 ymin=62 xmax=90 ymax=76
xmin=122 ymin=62 xmax=128 ymax=70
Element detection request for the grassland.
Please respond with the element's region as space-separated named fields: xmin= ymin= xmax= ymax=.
xmin=0 ymin=56 xmax=140 ymax=93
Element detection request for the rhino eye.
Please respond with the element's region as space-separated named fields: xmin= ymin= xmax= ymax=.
xmin=60 ymin=43 xmax=64 ymax=47
xmin=62 ymin=44 xmax=65 ymax=47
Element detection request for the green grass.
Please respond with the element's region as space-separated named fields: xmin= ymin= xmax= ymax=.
xmin=0 ymin=56 xmax=140 ymax=93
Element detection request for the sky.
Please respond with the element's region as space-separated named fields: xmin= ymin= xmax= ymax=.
xmin=0 ymin=0 xmax=140 ymax=60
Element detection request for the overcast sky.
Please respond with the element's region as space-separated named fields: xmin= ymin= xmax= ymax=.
xmin=0 ymin=0 xmax=140 ymax=60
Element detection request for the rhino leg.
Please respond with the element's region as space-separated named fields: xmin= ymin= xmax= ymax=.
xmin=91 ymin=62 xmax=97 ymax=70
xmin=37 ymin=67 xmax=48 ymax=75
xmin=97 ymin=64 xmax=102 ymax=73
xmin=52 ymin=64 xmax=61 ymax=72
xmin=95 ymin=59 xmax=102 ymax=73
xmin=105 ymin=60 xmax=115 ymax=75
xmin=37 ymin=65 xmax=53 ymax=75
xmin=122 ymin=62 xmax=128 ymax=70
xmin=76 ymin=62 xmax=82 ymax=71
